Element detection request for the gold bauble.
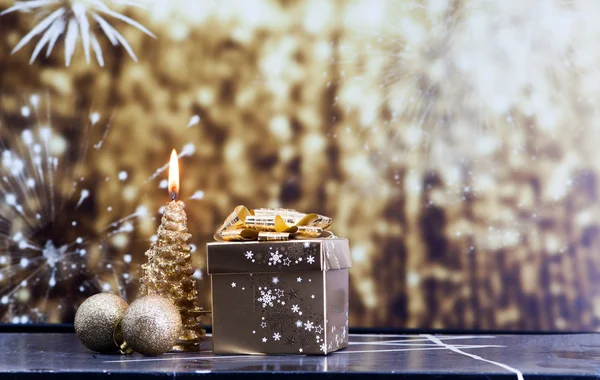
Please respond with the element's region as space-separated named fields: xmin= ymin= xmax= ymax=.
xmin=121 ymin=295 xmax=182 ymax=356
xmin=74 ymin=293 xmax=129 ymax=353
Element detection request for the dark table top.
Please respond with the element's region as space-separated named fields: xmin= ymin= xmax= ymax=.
xmin=0 ymin=333 xmax=598 ymax=379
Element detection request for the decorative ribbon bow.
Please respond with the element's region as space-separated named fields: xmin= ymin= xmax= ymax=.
xmin=214 ymin=206 xmax=334 ymax=241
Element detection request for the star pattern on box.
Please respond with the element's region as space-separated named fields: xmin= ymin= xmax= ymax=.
xmin=242 ymin=243 xmax=319 ymax=268
xmin=232 ymin=248 xmax=346 ymax=353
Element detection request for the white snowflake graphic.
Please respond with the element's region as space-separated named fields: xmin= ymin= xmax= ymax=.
xmin=303 ymin=242 xmax=311 ymax=248
xmin=295 ymin=320 xmax=303 ymax=328
xmin=257 ymin=289 xmax=276 ymax=308
xmin=307 ymin=255 xmax=315 ymax=264
xmin=273 ymin=332 xmax=281 ymax=341
xmin=272 ymin=276 xmax=279 ymax=284
xmin=320 ymin=343 xmax=327 ymax=352
xmin=245 ymin=250 xmax=254 ymax=259
xmin=299 ymin=348 xmax=303 ymax=353
xmin=269 ymin=250 xmax=282 ymax=265
xmin=304 ymin=320 xmax=314 ymax=331
xmin=1 ymin=0 xmax=155 ymax=66
xmin=291 ymin=304 xmax=300 ymax=313
xmin=260 ymin=321 xmax=267 ymax=328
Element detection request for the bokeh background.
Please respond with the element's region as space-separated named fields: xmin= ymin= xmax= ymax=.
xmin=1 ymin=0 xmax=600 ymax=331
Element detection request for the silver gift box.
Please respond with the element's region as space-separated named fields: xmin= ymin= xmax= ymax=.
xmin=207 ymin=238 xmax=352 ymax=355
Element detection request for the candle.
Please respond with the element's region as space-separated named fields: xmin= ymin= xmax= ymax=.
xmin=139 ymin=149 xmax=206 ymax=352
xmin=169 ymin=149 xmax=179 ymax=201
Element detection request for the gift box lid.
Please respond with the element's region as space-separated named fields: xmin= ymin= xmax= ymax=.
xmin=206 ymin=238 xmax=352 ymax=274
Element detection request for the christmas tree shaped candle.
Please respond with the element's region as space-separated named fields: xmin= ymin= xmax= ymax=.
xmin=140 ymin=149 xmax=205 ymax=352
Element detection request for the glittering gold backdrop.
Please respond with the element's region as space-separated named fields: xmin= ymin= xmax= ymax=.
xmin=0 ymin=0 xmax=599 ymax=331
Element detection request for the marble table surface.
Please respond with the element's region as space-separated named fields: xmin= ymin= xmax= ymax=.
xmin=0 ymin=332 xmax=598 ymax=379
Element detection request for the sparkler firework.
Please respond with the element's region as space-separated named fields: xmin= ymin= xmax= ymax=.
xmin=0 ymin=94 xmax=202 ymax=323
xmin=1 ymin=0 xmax=155 ymax=66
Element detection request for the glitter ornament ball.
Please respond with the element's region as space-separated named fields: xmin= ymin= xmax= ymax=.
xmin=74 ymin=293 xmax=129 ymax=353
xmin=121 ymin=295 xmax=182 ymax=356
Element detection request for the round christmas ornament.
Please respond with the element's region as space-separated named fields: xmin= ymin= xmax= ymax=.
xmin=121 ymin=295 xmax=182 ymax=356
xmin=74 ymin=293 xmax=129 ymax=353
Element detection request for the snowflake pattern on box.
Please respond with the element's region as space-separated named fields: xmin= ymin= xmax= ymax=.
xmin=243 ymin=241 xmax=317 ymax=268
xmin=209 ymin=238 xmax=351 ymax=355
xmin=228 ymin=242 xmax=347 ymax=354
xmin=253 ymin=274 xmax=322 ymax=351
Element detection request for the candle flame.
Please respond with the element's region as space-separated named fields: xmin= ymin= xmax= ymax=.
xmin=168 ymin=149 xmax=179 ymax=200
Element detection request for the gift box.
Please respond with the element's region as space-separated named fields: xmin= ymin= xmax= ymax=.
xmin=207 ymin=238 xmax=352 ymax=354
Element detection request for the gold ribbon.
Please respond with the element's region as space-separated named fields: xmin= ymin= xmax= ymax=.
xmin=214 ymin=206 xmax=334 ymax=241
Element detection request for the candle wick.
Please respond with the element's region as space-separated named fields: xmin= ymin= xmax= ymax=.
xmin=171 ymin=190 xmax=177 ymax=201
